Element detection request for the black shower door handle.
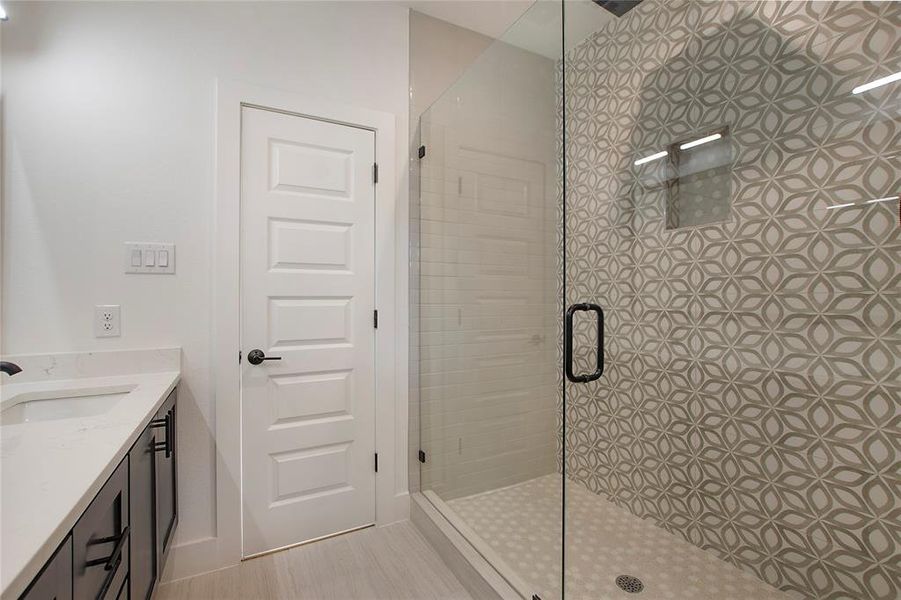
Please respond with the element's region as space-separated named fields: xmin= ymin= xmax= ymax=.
xmin=565 ymin=303 xmax=605 ymax=383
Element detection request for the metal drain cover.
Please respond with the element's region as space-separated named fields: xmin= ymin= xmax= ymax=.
xmin=615 ymin=574 xmax=644 ymax=593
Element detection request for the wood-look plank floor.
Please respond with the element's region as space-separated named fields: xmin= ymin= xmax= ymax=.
xmin=153 ymin=522 xmax=473 ymax=600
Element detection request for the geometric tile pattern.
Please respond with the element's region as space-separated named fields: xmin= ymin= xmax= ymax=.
xmin=448 ymin=474 xmax=794 ymax=600
xmin=562 ymin=1 xmax=900 ymax=599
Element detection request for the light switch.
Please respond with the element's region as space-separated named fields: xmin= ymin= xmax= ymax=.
xmin=125 ymin=242 xmax=175 ymax=274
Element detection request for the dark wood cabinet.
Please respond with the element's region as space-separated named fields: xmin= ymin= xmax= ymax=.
xmin=114 ymin=577 xmax=128 ymax=600
xmin=72 ymin=458 xmax=129 ymax=600
xmin=19 ymin=388 xmax=178 ymax=600
xmin=128 ymin=424 xmax=157 ymax=600
xmin=18 ymin=536 xmax=72 ymax=600
xmin=154 ymin=389 xmax=178 ymax=571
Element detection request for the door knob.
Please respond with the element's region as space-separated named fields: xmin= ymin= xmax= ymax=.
xmin=247 ymin=349 xmax=282 ymax=365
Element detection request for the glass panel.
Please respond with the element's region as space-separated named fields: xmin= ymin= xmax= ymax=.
xmin=417 ymin=2 xmax=564 ymax=598
xmin=563 ymin=2 xmax=899 ymax=600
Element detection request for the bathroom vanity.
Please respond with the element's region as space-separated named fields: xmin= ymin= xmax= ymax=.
xmin=0 ymin=349 xmax=180 ymax=600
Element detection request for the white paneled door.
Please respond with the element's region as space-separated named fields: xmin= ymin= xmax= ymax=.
xmin=240 ymin=107 xmax=376 ymax=556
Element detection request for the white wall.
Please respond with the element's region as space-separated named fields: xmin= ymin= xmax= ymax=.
xmin=410 ymin=11 xmax=493 ymax=119
xmin=1 ymin=0 xmax=409 ymax=577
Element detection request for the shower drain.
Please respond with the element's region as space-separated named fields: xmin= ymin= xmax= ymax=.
xmin=615 ymin=574 xmax=644 ymax=593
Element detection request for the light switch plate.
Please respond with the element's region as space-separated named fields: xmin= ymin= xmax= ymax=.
xmin=94 ymin=305 xmax=121 ymax=337
xmin=124 ymin=242 xmax=175 ymax=274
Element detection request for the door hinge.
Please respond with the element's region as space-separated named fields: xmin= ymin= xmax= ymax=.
xmin=373 ymin=162 xmax=379 ymax=184
xmin=374 ymin=452 xmax=379 ymax=473
xmin=418 ymin=145 xmax=426 ymax=159
xmin=418 ymin=450 xmax=426 ymax=463
xmin=373 ymin=309 xmax=379 ymax=329
xmin=238 ymin=350 xmax=242 ymax=364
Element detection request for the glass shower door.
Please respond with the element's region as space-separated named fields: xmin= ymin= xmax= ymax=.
xmin=562 ymin=1 xmax=900 ymax=599
xmin=416 ymin=0 xmax=899 ymax=597
xmin=416 ymin=2 xmax=565 ymax=598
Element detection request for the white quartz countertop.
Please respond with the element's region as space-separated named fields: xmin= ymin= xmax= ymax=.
xmin=0 ymin=368 xmax=180 ymax=599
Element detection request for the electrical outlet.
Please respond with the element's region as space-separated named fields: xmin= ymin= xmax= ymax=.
xmin=94 ymin=305 xmax=121 ymax=337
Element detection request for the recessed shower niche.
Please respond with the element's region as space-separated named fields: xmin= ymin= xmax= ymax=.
xmin=633 ymin=127 xmax=734 ymax=230
xmin=664 ymin=127 xmax=733 ymax=229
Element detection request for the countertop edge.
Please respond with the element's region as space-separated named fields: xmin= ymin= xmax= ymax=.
xmin=0 ymin=371 xmax=180 ymax=600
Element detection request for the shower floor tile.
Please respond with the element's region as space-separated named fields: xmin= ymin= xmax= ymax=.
xmin=446 ymin=474 xmax=794 ymax=600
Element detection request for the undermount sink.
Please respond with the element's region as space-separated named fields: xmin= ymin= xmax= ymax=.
xmin=0 ymin=385 xmax=137 ymax=425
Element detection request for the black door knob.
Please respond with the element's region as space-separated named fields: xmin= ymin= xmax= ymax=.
xmin=247 ymin=349 xmax=282 ymax=365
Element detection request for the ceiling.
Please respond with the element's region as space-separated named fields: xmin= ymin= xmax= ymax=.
xmin=396 ymin=0 xmax=615 ymax=59
xmin=398 ymin=1 xmax=535 ymax=39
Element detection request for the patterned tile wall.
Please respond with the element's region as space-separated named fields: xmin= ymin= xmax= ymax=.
xmin=562 ymin=1 xmax=900 ymax=598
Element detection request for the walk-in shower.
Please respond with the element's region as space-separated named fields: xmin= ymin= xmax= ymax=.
xmin=414 ymin=1 xmax=899 ymax=599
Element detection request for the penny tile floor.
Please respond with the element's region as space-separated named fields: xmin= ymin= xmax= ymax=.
xmin=446 ymin=474 xmax=797 ymax=600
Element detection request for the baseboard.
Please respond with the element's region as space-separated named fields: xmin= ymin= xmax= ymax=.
xmin=386 ymin=490 xmax=411 ymax=524
xmin=159 ymin=536 xmax=234 ymax=583
xmin=410 ymin=493 xmax=524 ymax=600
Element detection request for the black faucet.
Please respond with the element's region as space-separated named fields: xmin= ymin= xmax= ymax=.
xmin=1 ymin=361 xmax=22 ymax=376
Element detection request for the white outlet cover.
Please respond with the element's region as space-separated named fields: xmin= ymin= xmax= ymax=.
xmin=94 ymin=305 xmax=121 ymax=338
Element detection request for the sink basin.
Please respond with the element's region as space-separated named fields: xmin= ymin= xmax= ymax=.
xmin=0 ymin=385 xmax=136 ymax=425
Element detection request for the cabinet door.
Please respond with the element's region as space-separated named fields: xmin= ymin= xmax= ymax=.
xmin=19 ymin=536 xmax=72 ymax=600
xmin=129 ymin=424 xmax=156 ymax=600
xmin=114 ymin=577 xmax=128 ymax=600
xmin=73 ymin=458 xmax=129 ymax=600
xmin=154 ymin=389 xmax=178 ymax=570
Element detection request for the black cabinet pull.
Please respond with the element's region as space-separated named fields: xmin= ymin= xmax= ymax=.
xmin=166 ymin=408 xmax=173 ymax=458
xmin=151 ymin=412 xmax=173 ymax=458
xmin=86 ymin=525 xmax=128 ymax=599
xmin=93 ymin=551 xmax=121 ymax=600
xmin=85 ymin=526 xmax=129 ymax=569
xmin=564 ymin=303 xmax=605 ymax=383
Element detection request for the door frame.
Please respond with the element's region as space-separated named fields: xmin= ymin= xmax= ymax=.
xmin=211 ymin=79 xmax=401 ymax=567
